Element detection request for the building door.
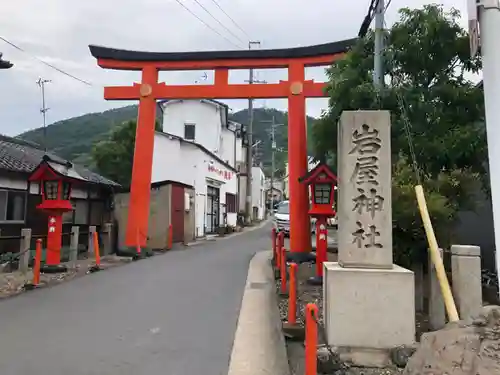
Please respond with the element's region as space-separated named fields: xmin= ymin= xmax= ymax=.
xmin=206 ymin=186 xmax=220 ymax=234
xmin=171 ymin=184 xmax=185 ymax=243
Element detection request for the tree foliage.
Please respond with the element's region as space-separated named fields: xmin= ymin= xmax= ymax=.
xmin=312 ymin=4 xmax=486 ymax=267
xmin=92 ymin=120 xmax=161 ymax=187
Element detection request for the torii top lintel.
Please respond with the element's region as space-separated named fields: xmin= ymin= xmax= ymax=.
xmin=89 ymin=38 xmax=356 ymax=71
xmin=89 ymin=38 xmax=357 ymax=100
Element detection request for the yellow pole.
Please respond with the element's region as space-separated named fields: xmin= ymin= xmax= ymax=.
xmin=414 ymin=185 xmax=460 ymax=322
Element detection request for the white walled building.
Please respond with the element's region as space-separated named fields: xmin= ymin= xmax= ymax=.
xmin=152 ymin=99 xmax=244 ymax=236
xmin=283 ymin=156 xmax=318 ymax=199
xmin=265 ymin=178 xmax=284 ymax=201
xmin=251 ymin=166 xmax=266 ymax=220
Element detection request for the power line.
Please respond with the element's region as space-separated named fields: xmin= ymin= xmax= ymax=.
xmin=173 ymin=0 xmax=244 ymax=49
xmin=358 ymin=0 xmax=380 ymax=38
xmin=384 ymin=0 xmax=393 ymax=13
xmin=0 ymin=36 xmax=92 ymax=86
xmin=207 ymin=0 xmax=251 ymax=39
xmin=190 ymin=0 xmax=246 ymax=44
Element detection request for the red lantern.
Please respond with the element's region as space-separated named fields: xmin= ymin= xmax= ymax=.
xmin=299 ymin=162 xmax=337 ymax=284
xmin=29 ymin=156 xmax=76 ymax=267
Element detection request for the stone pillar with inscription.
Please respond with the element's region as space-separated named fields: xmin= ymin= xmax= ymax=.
xmin=323 ymin=111 xmax=416 ymax=368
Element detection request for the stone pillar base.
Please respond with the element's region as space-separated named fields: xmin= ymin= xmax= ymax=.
xmin=323 ymin=262 xmax=416 ymax=367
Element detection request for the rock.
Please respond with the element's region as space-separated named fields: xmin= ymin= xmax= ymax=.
xmin=390 ymin=345 xmax=417 ymax=368
xmin=403 ymin=305 xmax=500 ymax=375
xmin=317 ymin=345 xmax=349 ymax=375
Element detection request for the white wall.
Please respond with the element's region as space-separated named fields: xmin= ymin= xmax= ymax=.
xmin=152 ymin=132 xmax=238 ymax=235
xmin=160 ymin=100 xmax=239 ymax=169
xmin=251 ymin=166 xmax=266 ymax=220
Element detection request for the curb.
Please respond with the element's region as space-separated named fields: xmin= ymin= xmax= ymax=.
xmin=228 ymin=251 xmax=290 ymax=375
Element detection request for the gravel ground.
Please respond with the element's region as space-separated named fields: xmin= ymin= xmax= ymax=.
xmin=275 ymin=260 xmax=407 ymax=375
xmin=0 ymin=254 xmax=134 ymax=299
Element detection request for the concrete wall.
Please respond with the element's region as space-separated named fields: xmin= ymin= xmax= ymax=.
xmin=114 ymin=184 xmax=172 ymax=250
xmin=251 ymin=166 xmax=266 ymax=220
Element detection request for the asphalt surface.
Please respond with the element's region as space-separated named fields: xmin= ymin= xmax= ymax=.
xmin=0 ymin=223 xmax=272 ymax=375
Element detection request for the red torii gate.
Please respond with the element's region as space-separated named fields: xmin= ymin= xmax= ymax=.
xmin=88 ymin=39 xmax=355 ymax=256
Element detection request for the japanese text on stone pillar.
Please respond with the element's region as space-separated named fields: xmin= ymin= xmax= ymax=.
xmin=349 ymin=124 xmax=385 ymax=249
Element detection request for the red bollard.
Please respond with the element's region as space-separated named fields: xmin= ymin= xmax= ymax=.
xmin=305 ymin=303 xmax=318 ymax=375
xmin=275 ymin=237 xmax=282 ymax=279
xmin=33 ymin=239 xmax=42 ymax=285
xmin=89 ymin=231 xmax=102 ymax=272
xmin=288 ymin=263 xmax=297 ymax=324
xmin=278 ymin=231 xmax=284 ymax=252
xmin=282 ymin=262 xmax=305 ymax=340
xmin=280 ymin=246 xmax=287 ymax=295
xmin=271 ymin=228 xmax=277 ymax=264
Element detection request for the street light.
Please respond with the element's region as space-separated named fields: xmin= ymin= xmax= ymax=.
xmin=0 ymin=53 xmax=13 ymax=69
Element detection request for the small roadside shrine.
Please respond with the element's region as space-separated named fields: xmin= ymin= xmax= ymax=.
xmin=28 ymin=155 xmax=77 ymax=272
xmin=299 ymin=161 xmax=337 ymax=283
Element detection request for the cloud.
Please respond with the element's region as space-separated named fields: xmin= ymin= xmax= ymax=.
xmin=0 ymin=0 xmax=469 ymax=136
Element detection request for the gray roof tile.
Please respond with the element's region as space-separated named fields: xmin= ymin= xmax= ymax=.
xmin=0 ymin=135 xmax=119 ymax=187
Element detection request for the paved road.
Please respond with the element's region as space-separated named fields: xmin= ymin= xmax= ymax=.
xmin=0 ymin=223 xmax=272 ymax=375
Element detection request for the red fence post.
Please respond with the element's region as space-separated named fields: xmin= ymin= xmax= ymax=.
xmin=288 ymin=263 xmax=297 ymax=324
xmin=280 ymin=246 xmax=288 ymax=296
xmin=271 ymin=228 xmax=277 ymax=265
xmin=305 ymin=303 xmax=318 ymax=375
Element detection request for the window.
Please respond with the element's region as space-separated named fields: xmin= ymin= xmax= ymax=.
xmin=184 ymin=123 xmax=196 ymax=140
xmin=62 ymin=181 xmax=71 ymax=200
xmin=225 ymin=193 xmax=237 ymax=213
xmin=43 ymin=180 xmax=59 ymax=200
xmin=314 ymin=183 xmax=331 ymax=205
xmin=0 ymin=190 xmax=26 ymax=222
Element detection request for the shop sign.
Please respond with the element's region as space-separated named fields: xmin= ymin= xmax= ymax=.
xmin=208 ymin=164 xmax=233 ymax=180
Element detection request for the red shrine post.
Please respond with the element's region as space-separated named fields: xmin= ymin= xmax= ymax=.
xmin=88 ymin=39 xmax=355 ymax=252
xmin=29 ymin=155 xmax=75 ymax=272
xmin=299 ymin=162 xmax=337 ymax=283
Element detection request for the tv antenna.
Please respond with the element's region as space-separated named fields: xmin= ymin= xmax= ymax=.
xmin=36 ymin=77 xmax=51 ymax=152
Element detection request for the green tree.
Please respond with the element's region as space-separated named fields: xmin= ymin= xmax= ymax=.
xmin=92 ymin=120 xmax=161 ymax=187
xmin=312 ymin=5 xmax=486 ymax=267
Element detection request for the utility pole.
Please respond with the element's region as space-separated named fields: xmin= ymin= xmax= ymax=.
xmin=373 ymin=0 xmax=385 ymax=89
xmin=36 ymin=77 xmax=51 ymax=152
xmin=245 ymin=40 xmax=261 ymax=224
xmin=262 ymin=117 xmax=284 ymax=215
xmin=469 ymin=0 xmax=500 ymax=293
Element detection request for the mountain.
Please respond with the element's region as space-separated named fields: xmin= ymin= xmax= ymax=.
xmin=17 ymin=105 xmax=317 ymax=175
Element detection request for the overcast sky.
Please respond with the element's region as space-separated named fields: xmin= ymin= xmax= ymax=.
xmin=0 ymin=0 xmax=469 ymax=136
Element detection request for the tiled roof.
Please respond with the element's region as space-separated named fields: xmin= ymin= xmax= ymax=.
xmin=0 ymin=135 xmax=119 ymax=187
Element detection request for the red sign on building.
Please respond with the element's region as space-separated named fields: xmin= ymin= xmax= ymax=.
xmin=208 ymin=164 xmax=232 ymax=180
